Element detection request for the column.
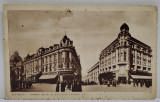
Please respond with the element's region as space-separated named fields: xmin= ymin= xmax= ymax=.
xmin=111 ymin=51 xmax=113 ymax=69
xmin=146 ymin=54 xmax=148 ymax=71
xmin=56 ymin=52 xmax=59 ymax=68
xmin=33 ymin=60 xmax=35 ymax=73
xmin=135 ymin=50 xmax=137 ymax=71
xmin=116 ymin=49 xmax=118 ymax=63
xmin=43 ymin=57 xmax=45 ymax=72
xmin=126 ymin=48 xmax=129 ymax=70
xmin=69 ymin=52 xmax=72 ymax=68
xmin=51 ymin=54 xmax=54 ymax=72
xmin=115 ymin=49 xmax=119 ymax=81
xmin=62 ymin=51 xmax=65 ymax=68
xmin=141 ymin=52 xmax=143 ymax=70
xmin=38 ymin=58 xmax=41 ymax=72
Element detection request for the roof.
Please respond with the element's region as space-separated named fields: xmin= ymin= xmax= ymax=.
xmin=10 ymin=51 xmax=23 ymax=67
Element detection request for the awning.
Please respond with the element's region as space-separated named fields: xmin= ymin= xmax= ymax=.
xmin=39 ymin=74 xmax=57 ymax=80
xmin=131 ymin=75 xmax=152 ymax=79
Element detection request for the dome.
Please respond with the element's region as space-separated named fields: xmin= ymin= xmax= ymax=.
xmin=120 ymin=23 xmax=129 ymax=32
xmin=62 ymin=35 xmax=70 ymax=43
xmin=10 ymin=51 xmax=23 ymax=67
xmin=60 ymin=34 xmax=73 ymax=47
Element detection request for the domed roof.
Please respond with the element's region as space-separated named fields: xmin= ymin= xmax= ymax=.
xmin=62 ymin=35 xmax=70 ymax=43
xmin=60 ymin=34 xmax=73 ymax=47
xmin=120 ymin=23 xmax=129 ymax=32
xmin=10 ymin=51 xmax=23 ymax=67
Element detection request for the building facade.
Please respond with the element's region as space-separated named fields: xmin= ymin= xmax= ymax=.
xmin=23 ymin=35 xmax=82 ymax=84
xmin=10 ymin=51 xmax=25 ymax=91
xmin=87 ymin=62 xmax=99 ymax=84
xmin=99 ymin=23 xmax=152 ymax=84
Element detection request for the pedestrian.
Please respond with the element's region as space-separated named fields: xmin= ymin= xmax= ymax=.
xmin=140 ymin=80 xmax=143 ymax=87
xmin=61 ymin=81 xmax=66 ymax=92
xmin=133 ymin=80 xmax=136 ymax=87
xmin=77 ymin=80 xmax=82 ymax=92
xmin=68 ymin=80 xmax=71 ymax=90
xmin=107 ymin=80 xmax=110 ymax=87
xmin=72 ymin=80 xmax=75 ymax=92
xmin=56 ymin=81 xmax=59 ymax=92
xmin=136 ymin=80 xmax=138 ymax=87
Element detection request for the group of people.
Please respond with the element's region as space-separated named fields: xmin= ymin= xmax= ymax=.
xmin=56 ymin=79 xmax=82 ymax=92
xmin=106 ymin=79 xmax=117 ymax=87
xmin=133 ymin=79 xmax=152 ymax=88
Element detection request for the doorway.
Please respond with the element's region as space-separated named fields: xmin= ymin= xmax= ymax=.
xmin=118 ymin=77 xmax=126 ymax=84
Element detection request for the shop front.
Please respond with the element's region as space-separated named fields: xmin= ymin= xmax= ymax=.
xmin=131 ymin=75 xmax=152 ymax=87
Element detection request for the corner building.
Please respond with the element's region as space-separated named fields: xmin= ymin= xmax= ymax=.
xmin=99 ymin=23 xmax=152 ymax=83
xmin=24 ymin=35 xmax=82 ymax=84
xmin=10 ymin=51 xmax=24 ymax=91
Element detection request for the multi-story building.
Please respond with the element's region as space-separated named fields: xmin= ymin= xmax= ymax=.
xmin=10 ymin=51 xmax=25 ymax=91
xmin=23 ymin=35 xmax=82 ymax=84
xmin=82 ymin=75 xmax=89 ymax=84
xmin=87 ymin=62 xmax=99 ymax=84
xmin=99 ymin=23 xmax=152 ymax=84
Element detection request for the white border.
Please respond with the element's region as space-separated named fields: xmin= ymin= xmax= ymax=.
xmin=0 ymin=0 xmax=160 ymax=100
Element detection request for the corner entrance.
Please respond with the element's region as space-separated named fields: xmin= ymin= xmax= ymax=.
xmin=118 ymin=77 xmax=126 ymax=84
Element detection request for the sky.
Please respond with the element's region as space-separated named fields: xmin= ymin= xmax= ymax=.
xmin=8 ymin=9 xmax=157 ymax=77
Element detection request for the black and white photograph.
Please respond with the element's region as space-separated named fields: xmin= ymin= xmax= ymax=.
xmin=3 ymin=5 xmax=157 ymax=99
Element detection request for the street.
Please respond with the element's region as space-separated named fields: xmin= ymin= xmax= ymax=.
xmin=17 ymin=83 xmax=152 ymax=92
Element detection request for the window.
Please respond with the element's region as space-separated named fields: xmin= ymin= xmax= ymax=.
xmin=148 ymin=68 xmax=151 ymax=71
xmin=54 ymin=54 xmax=57 ymax=61
xmin=49 ymin=64 xmax=52 ymax=71
xmin=124 ymin=51 xmax=126 ymax=61
xmin=121 ymin=42 xmax=123 ymax=46
xmin=46 ymin=65 xmax=48 ymax=72
xmin=49 ymin=56 xmax=52 ymax=62
xmin=42 ymin=66 xmax=44 ymax=72
xmin=143 ymin=67 xmax=146 ymax=71
xmin=66 ymin=52 xmax=69 ymax=68
xmin=120 ymin=50 xmax=123 ymax=61
xmin=124 ymin=41 xmax=127 ymax=47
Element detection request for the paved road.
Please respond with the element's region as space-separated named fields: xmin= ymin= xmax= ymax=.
xmin=82 ymin=84 xmax=152 ymax=92
xmin=17 ymin=83 xmax=152 ymax=92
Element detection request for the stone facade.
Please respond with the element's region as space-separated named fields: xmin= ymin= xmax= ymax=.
xmin=88 ymin=62 xmax=99 ymax=84
xmin=10 ymin=51 xmax=24 ymax=91
xmin=23 ymin=35 xmax=82 ymax=84
xmin=99 ymin=23 xmax=152 ymax=83
xmin=87 ymin=23 xmax=152 ymax=84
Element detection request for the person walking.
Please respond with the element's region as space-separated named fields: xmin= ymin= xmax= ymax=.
xmin=133 ymin=79 xmax=136 ymax=87
xmin=61 ymin=81 xmax=66 ymax=92
xmin=56 ymin=81 xmax=59 ymax=92
xmin=72 ymin=79 xmax=76 ymax=92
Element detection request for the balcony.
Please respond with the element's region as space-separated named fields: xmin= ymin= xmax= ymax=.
xmin=57 ymin=68 xmax=75 ymax=72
